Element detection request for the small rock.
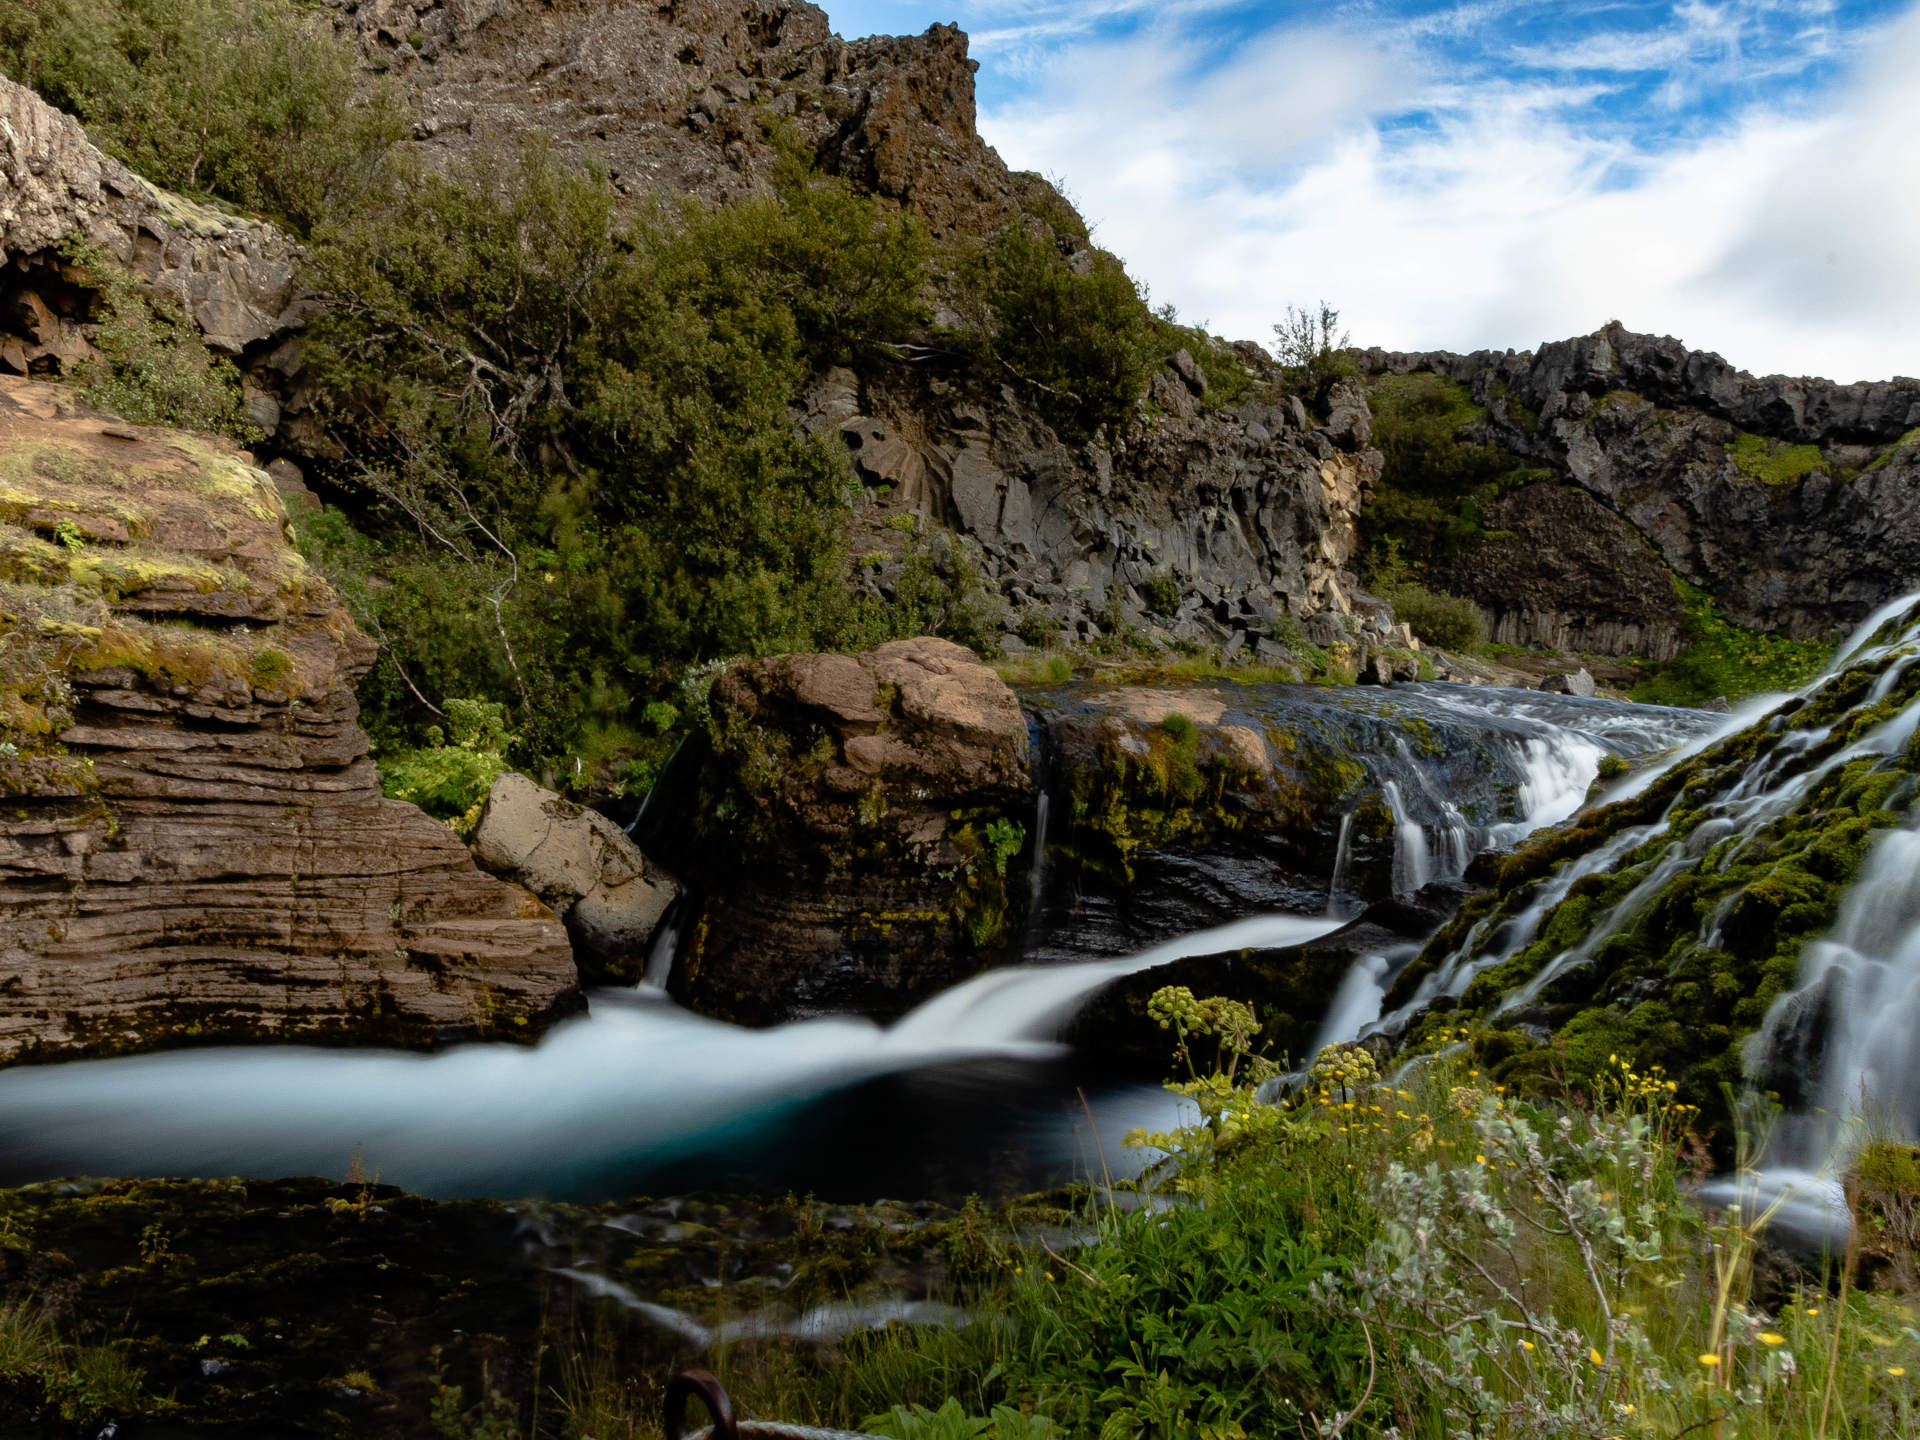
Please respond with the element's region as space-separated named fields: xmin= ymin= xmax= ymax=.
xmin=1703 ymin=695 xmax=1733 ymax=713
xmin=1538 ymin=668 xmax=1596 ymax=697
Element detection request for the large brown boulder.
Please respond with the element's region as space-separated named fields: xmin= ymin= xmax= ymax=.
xmin=0 ymin=378 xmax=578 ymax=1064
xmin=666 ymin=636 xmax=1032 ymax=1024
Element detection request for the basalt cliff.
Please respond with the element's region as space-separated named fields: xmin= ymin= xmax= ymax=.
xmin=1360 ymin=326 xmax=1920 ymax=659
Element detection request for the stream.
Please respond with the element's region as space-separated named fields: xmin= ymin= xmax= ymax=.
xmin=0 ymin=679 xmax=1715 ymax=1203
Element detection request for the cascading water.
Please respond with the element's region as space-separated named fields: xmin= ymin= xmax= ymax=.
xmin=1327 ymin=810 xmax=1356 ymax=915
xmin=1754 ymin=822 xmax=1920 ymax=1164
xmin=0 ymin=679 xmax=1728 ymax=1202
xmin=1381 ymin=778 xmax=1432 ymax=897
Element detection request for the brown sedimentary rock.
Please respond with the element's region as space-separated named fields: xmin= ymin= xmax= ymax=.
xmin=0 ymin=377 xmax=577 ymax=1064
xmin=667 ymin=636 xmax=1030 ymax=1025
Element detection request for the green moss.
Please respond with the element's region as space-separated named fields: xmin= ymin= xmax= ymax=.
xmin=1725 ymin=431 xmax=1826 ymax=485
xmin=1630 ymin=580 xmax=1829 ymax=707
xmin=1860 ymin=426 xmax=1920 ymax=477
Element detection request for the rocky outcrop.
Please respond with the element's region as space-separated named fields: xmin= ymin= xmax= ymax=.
xmin=338 ymin=0 xmax=1037 ymax=241
xmin=0 ymin=73 xmax=301 ymax=365
xmin=471 ymin=772 xmax=678 ymax=982
xmin=826 ymin=365 xmax=1387 ymax=667
xmin=663 ymin=636 xmax=1032 ymax=1024
xmin=337 ymin=2 xmax=1389 ymax=653
xmin=1360 ymin=324 xmax=1920 ymax=647
xmin=0 ymin=378 xmax=577 ymax=1064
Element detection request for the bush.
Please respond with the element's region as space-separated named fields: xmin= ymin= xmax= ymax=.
xmin=377 ymin=699 xmax=511 ymax=833
xmin=0 ymin=0 xmax=406 ymax=235
xmin=1376 ymin=576 xmax=1487 ymax=652
xmin=61 ymin=240 xmax=257 ymax=439
xmin=953 ymin=222 xmax=1159 ymax=443
xmin=1271 ymin=299 xmax=1358 ymax=408
xmin=301 ymin=135 xmax=938 ymax=758
xmin=1361 ymin=372 xmax=1544 ymax=567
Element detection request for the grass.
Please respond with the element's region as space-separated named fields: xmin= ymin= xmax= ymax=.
xmin=1631 ymin=583 xmax=1830 ymax=708
xmin=497 ymin=1031 xmax=1920 ymax=1440
xmin=993 ymin=649 xmax=1338 ymax=688
xmin=1727 ymin=432 xmax=1828 ymax=486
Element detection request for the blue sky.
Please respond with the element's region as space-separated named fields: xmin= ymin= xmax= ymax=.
xmin=823 ymin=0 xmax=1920 ymax=381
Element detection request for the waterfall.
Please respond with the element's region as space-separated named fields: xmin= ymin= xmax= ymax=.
xmin=1752 ymin=822 xmax=1920 ymax=1165
xmin=1382 ymin=779 xmax=1431 ymax=897
xmin=1326 ymin=810 xmax=1356 ymax=915
xmin=1029 ymin=790 xmax=1051 ymax=911
xmin=640 ymin=906 xmax=683 ymax=990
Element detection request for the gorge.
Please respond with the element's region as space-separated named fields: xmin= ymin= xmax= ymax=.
xmin=3 ymin=0 xmax=1920 ymax=1436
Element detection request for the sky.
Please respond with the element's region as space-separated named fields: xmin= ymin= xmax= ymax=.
xmin=822 ymin=0 xmax=1920 ymax=383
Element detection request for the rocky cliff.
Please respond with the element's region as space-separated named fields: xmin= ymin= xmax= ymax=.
xmin=0 ymin=377 xmax=577 ymax=1064
xmin=320 ymin=0 xmax=1391 ymax=668
xmin=1360 ymin=324 xmax=1920 ymax=655
xmin=0 ymin=73 xmax=300 ymax=382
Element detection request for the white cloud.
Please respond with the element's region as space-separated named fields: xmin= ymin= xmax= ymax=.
xmin=977 ymin=3 xmax=1920 ymax=382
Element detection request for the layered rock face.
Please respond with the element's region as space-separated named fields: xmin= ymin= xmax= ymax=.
xmin=828 ymin=367 xmax=1385 ymax=666
xmin=0 ymin=378 xmax=577 ymax=1064
xmin=662 ymin=637 xmax=1031 ymax=1024
xmin=1361 ymin=324 xmax=1920 ymax=650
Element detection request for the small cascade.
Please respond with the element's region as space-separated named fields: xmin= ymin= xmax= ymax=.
xmin=1382 ymin=779 xmax=1431 ymax=897
xmin=1029 ymin=790 xmax=1051 ymax=912
xmin=640 ymin=905 xmax=684 ymax=990
xmin=1753 ymin=822 xmax=1920 ymax=1165
xmin=1326 ymin=810 xmax=1356 ymax=916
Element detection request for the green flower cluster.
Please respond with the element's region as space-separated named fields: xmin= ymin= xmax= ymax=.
xmin=1310 ymin=1042 xmax=1379 ymax=1096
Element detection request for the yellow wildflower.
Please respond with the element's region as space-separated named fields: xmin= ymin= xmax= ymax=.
xmin=1759 ymin=1332 xmax=1785 ymax=1346
xmin=1698 ymin=1354 xmax=1721 ymax=1368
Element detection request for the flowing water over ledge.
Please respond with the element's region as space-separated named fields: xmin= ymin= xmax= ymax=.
xmin=0 ymin=685 xmax=1728 ymax=1202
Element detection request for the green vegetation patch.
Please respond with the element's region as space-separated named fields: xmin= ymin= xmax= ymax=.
xmin=1360 ymin=371 xmax=1548 ymax=571
xmin=1725 ymin=431 xmax=1827 ymax=485
xmin=1630 ymin=581 xmax=1829 ymax=708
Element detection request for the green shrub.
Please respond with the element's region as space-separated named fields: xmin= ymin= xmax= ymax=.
xmin=1140 ymin=572 xmax=1180 ymax=616
xmin=1375 ymin=576 xmax=1487 ymax=652
xmin=61 ymin=241 xmax=257 ymax=439
xmin=378 ymin=698 xmax=511 ymax=832
xmin=1270 ymin=299 xmax=1357 ymax=408
xmin=0 ymin=0 xmax=406 ymax=235
xmin=953 ymin=222 xmax=1159 ymax=443
xmin=1360 ymin=372 xmax=1543 ymax=568
xmin=300 ymin=135 xmax=939 ymax=756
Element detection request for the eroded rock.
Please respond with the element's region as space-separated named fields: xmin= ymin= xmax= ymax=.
xmin=472 ymin=773 xmax=678 ymax=982
xmin=0 ymin=378 xmax=577 ymax=1064
xmin=663 ymin=636 xmax=1031 ymax=1024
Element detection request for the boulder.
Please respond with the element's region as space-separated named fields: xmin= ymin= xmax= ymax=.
xmin=0 ymin=378 xmax=577 ymax=1065
xmin=663 ymin=637 xmax=1032 ymax=1025
xmin=472 ymin=773 xmax=678 ymax=982
xmin=1539 ymin=667 xmax=1596 ymax=697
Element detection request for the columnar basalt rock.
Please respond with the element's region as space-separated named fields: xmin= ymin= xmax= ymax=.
xmin=666 ymin=636 xmax=1032 ymax=1025
xmin=1360 ymin=324 xmax=1920 ymax=649
xmin=0 ymin=378 xmax=578 ymax=1064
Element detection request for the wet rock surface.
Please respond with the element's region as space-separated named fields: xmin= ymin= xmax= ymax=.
xmin=0 ymin=379 xmax=577 ymax=1065
xmin=1361 ymin=324 xmax=1920 ymax=649
xmin=663 ymin=636 xmax=1033 ymax=1025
